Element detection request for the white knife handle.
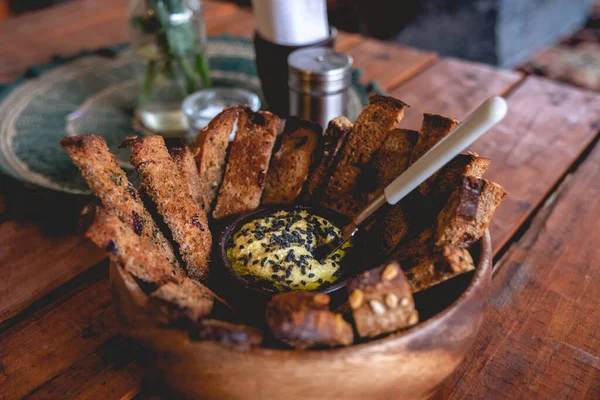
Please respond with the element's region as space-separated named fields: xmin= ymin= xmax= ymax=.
xmin=383 ymin=96 xmax=507 ymax=205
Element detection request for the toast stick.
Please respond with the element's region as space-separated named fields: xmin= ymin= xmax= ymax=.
xmin=126 ymin=136 xmax=212 ymax=280
xmin=213 ymin=108 xmax=279 ymax=219
xmin=84 ymin=204 xmax=179 ymax=289
xmin=61 ymin=134 xmax=180 ymax=271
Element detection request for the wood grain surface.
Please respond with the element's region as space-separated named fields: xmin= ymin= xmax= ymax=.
xmin=206 ymin=5 xmax=255 ymax=37
xmin=0 ymin=0 xmax=238 ymax=83
xmin=0 ymin=264 xmax=121 ymax=399
xmin=390 ymin=58 xmax=523 ymax=130
xmin=0 ymin=177 xmax=105 ymax=323
xmin=471 ymin=77 xmax=600 ymax=253
xmin=436 ymin=123 xmax=600 ymax=399
xmin=347 ymin=39 xmax=437 ymax=91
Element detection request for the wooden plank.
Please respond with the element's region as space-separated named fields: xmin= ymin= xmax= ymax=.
xmin=23 ymin=337 xmax=143 ymax=400
xmin=0 ymin=0 xmax=236 ymax=83
xmin=0 ymin=0 xmax=126 ymax=83
xmin=0 ymin=263 xmax=124 ymax=399
xmin=389 ymin=58 xmax=523 ymax=130
xmin=0 ymin=220 xmax=104 ymax=323
xmin=336 ymin=32 xmax=363 ymax=52
xmin=0 ymin=177 xmax=106 ymax=323
xmin=435 ymin=136 xmax=600 ymax=399
xmin=347 ymin=39 xmax=438 ymax=91
xmin=470 ymin=77 xmax=600 ymax=253
xmin=0 ymin=0 xmax=9 ymax=21
xmin=206 ymin=6 xmax=255 ymax=37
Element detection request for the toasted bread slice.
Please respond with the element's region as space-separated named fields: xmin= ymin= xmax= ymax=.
xmin=213 ymin=108 xmax=280 ymax=219
xmin=371 ymin=128 xmax=419 ymax=189
xmin=266 ymin=292 xmax=354 ymax=349
xmin=321 ymin=164 xmax=364 ymax=216
xmin=363 ymin=129 xmax=419 ymax=252
xmin=191 ymin=106 xmax=240 ymax=211
xmin=372 ymin=205 xmax=411 ymax=256
xmin=406 ymin=246 xmax=475 ymax=293
xmin=432 ymin=152 xmax=491 ymax=205
xmin=370 ymin=190 xmax=437 ymax=265
xmin=169 ymin=141 xmax=207 ymax=211
xmin=191 ymin=319 xmax=263 ymax=350
xmin=410 ymin=114 xmax=460 ymax=196
xmin=126 ymin=136 xmax=212 ymax=280
xmin=61 ymin=134 xmax=180 ymax=269
xmin=321 ymin=95 xmax=408 ymax=216
xmin=262 ymin=117 xmax=320 ymax=205
xmin=301 ymin=116 xmax=353 ymax=203
xmin=409 ymin=113 xmax=460 ymax=166
xmin=84 ymin=205 xmax=178 ymax=290
xmin=435 ymin=176 xmax=507 ymax=247
xmin=149 ymin=277 xmax=215 ymax=324
xmin=347 ymin=262 xmax=418 ymax=338
xmin=390 ymin=227 xmax=435 ymax=269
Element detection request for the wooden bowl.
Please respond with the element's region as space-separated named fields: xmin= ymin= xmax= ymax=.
xmin=110 ymin=230 xmax=492 ymax=400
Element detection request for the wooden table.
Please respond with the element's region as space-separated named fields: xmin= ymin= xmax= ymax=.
xmin=1 ymin=1 xmax=599 ymax=399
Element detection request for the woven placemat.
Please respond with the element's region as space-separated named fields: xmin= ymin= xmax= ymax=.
xmin=0 ymin=36 xmax=373 ymax=194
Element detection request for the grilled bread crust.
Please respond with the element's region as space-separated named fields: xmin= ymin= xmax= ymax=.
xmin=84 ymin=205 xmax=179 ymax=289
xmin=266 ymin=292 xmax=354 ymax=349
xmin=321 ymin=95 xmax=408 ymax=216
xmin=435 ymin=176 xmax=506 ymax=247
xmin=347 ymin=261 xmax=418 ymax=338
xmin=406 ymin=246 xmax=475 ymax=293
xmin=409 ymin=113 xmax=461 ymax=166
xmin=169 ymin=141 xmax=207 ymax=211
xmin=61 ymin=134 xmax=179 ymax=270
xmin=127 ymin=136 xmax=212 ymax=281
xmin=301 ymin=116 xmax=353 ymax=203
xmin=432 ymin=152 xmax=491 ymax=205
xmin=149 ymin=278 xmax=215 ymax=324
xmin=390 ymin=227 xmax=435 ymax=270
xmin=366 ymin=129 xmax=419 ymax=254
xmin=410 ymin=113 xmax=460 ymax=196
xmin=371 ymin=128 xmax=419 ymax=189
xmin=213 ymin=108 xmax=280 ymax=219
xmin=262 ymin=117 xmax=320 ymax=205
xmin=372 ymin=152 xmax=489 ymax=257
xmin=191 ymin=106 xmax=240 ymax=211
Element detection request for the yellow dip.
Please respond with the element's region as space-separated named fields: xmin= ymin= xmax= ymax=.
xmin=227 ymin=210 xmax=350 ymax=291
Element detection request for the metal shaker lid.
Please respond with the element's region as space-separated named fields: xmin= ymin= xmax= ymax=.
xmin=288 ymin=47 xmax=353 ymax=94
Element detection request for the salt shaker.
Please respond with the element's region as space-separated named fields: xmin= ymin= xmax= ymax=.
xmin=288 ymin=48 xmax=353 ymax=129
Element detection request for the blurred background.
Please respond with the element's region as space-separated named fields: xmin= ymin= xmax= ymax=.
xmin=1 ymin=0 xmax=598 ymax=91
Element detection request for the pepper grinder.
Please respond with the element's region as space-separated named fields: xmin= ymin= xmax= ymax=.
xmin=252 ymin=0 xmax=335 ymax=117
xmin=288 ymin=47 xmax=353 ymax=129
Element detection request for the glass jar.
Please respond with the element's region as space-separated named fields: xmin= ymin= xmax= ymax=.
xmin=128 ymin=0 xmax=211 ymax=135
